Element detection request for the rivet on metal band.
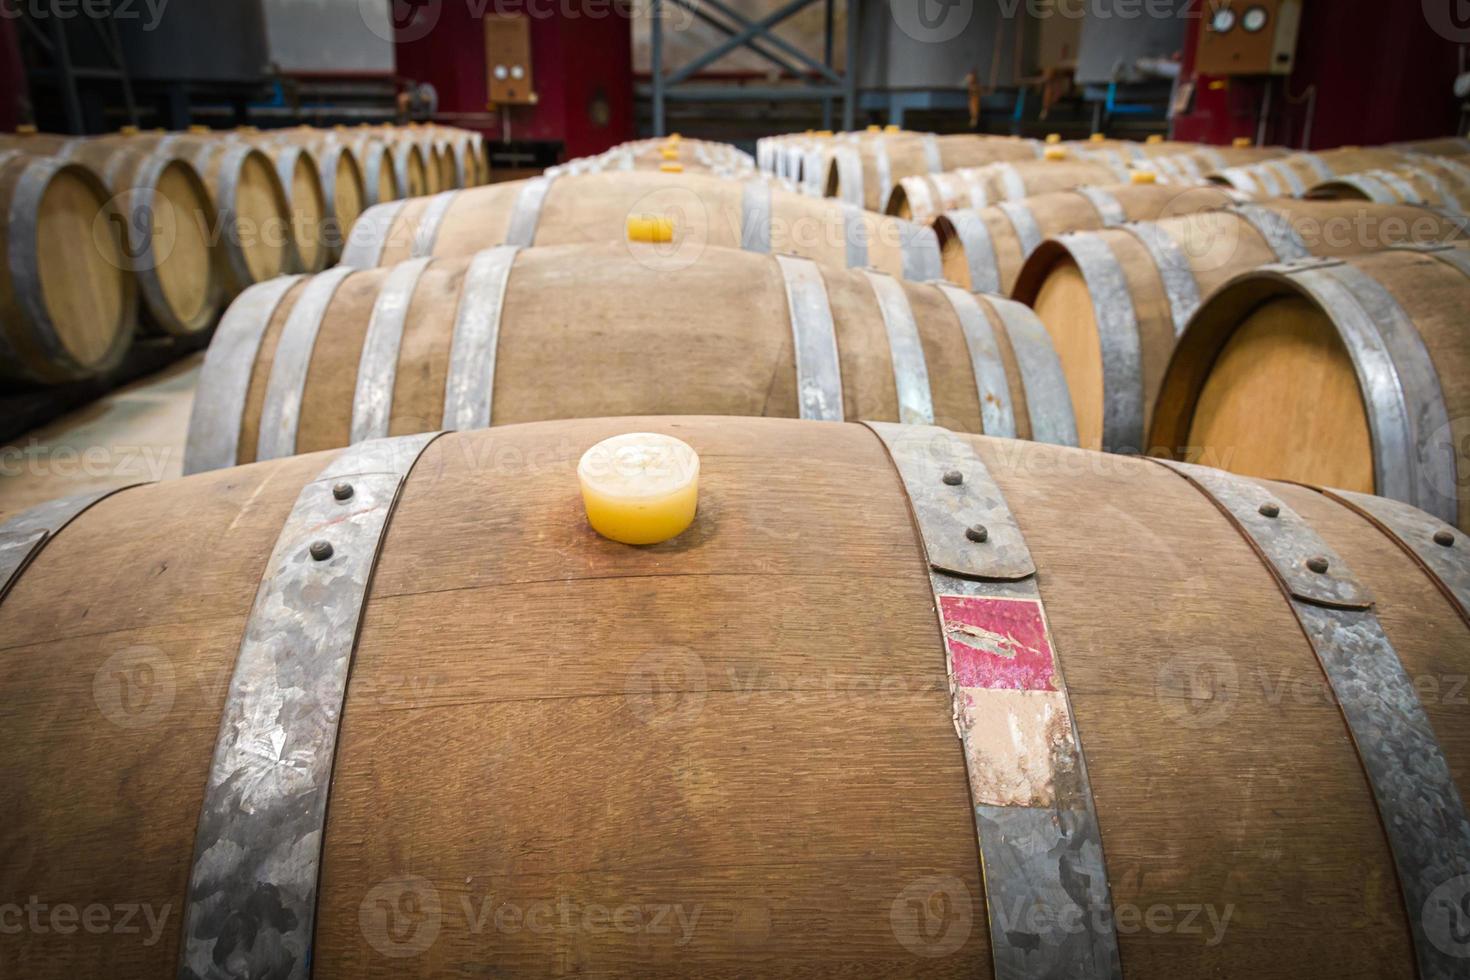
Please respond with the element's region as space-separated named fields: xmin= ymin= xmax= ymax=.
xmin=1151 ymin=458 xmax=1470 ymax=980
xmin=1057 ymin=232 xmax=1145 ymax=452
xmin=442 ymin=245 xmax=521 ymax=431
xmin=1312 ymin=486 xmax=1470 ymax=626
xmin=0 ymin=486 xmax=142 ymax=606
xmin=1119 ymin=221 xmax=1202 ymax=335
xmin=1075 ymin=185 xmax=1127 ymax=226
xmin=410 ymin=190 xmax=460 ymax=259
xmin=943 ymin=209 xmax=1002 ymax=294
xmin=935 ymin=284 xmax=1016 ymax=438
xmin=899 ymin=222 xmax=943 ymax=281
xmin=775 ymin=254 xmax=844 ymax=421
xmin=839 ymin=203 xmax=868 ymax=269
xmin=504 ymin=173 xmax=556 ymax=247
xmin=997 ymin=200 xmax=1043 ymax=257
xmin=985 ymin=296 xmax=1080 ymax=447
xmin=350 ymin=257 xmax=433 ymax=444
xmin=256 ymin=265 xmax=356 ymax=461
xmin=864 ymin=421 xmax=1122 ymax=980
xmin=183 ymin=275 xmax=305 ymax=474
xmin=339 ymin=199 xmax=407 ymax=268
xmin=741 ymin=178 xmax=772 ymax=254
xmin=861 ymin=271 xmax=934 ymax=426
xmin=178 ymin=431 xmax=444 ymax=980
xmin=1230 ymin=204 xmax=1311 ymax=261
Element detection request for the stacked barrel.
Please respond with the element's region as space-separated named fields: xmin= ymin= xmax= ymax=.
xmin=0 ymin=121 xmax=486 ymax=386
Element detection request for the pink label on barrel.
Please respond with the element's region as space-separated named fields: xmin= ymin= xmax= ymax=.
xmin=939 ymin=594 xmax=1057 ymax=692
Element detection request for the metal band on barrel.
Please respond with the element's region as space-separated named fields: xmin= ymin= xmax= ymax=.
xmin=504 ymin=174 xmax=556 ymax=247
xmin=1403 ymin=168 xmax=1460 ymax=211
xmin=741 ymin=178 xmax=772 ymax=253
xmin=1262 ymin=159 xmax=1306 ymax=196
xmin=900 ymin=176 xmax=937 ymax=223
xmin=442 ymin=245 xmax=521 ymax=431
xmin=183 ymin=276 xmax=306 ymax=474
xmin=775 ymin=254 xmax=844 ymax=421
xmin=0 ymin=486 xmax=141 ymax=606
xmin=995 ymin=163 xmax=1027 ymax=201
xmin=861 ymin=271 xmax=934 ymax=426
xmin=1075 ymin=185 xmax=1127 ymax=226
xmin=935 ymin=284 xmax=1016 ymax=438
xmin=1328 ymin=174 xmax=1395 ymax=203
xmin=410 ymin=190 xmax=459 ymax=259
xmin=997 ymin=200 xmax=1042 ymax=257
xmin=256 ymin=266 xmax=356 ymax=461
xmin=840 ymin=203 xmax=868 ymax=269
xmin=899 ymin=222 xmax=943 ymax=281
xmin=921 ymin=133 xmax=942 ymax=173
xmin=943 ymin=210 xmax=1002 ymax=294
xmin=863 ymin=421 xmax=1122 ymax=980
xmin=340 ymin=199 xmax=408 ymax=268
xmin=1219 ymin=166 xmax=1261 ymax=196
xmin=1369 ymin=169 xmax=1425 ymax=204
xmin=874 ymin=140 xmax=893 ymax=210
xmin=178 ymin=431 xmax=444 ymax=980
xmin=1057 ymin=232 xmax=1145 ymax=452
xmin=834 ymin=146 xmax=864 ymax=208
xmin=1118 ymin=221 xmax=1202 ymax=335
xmin=1251 ymin=164 xmax=1284 ymax=197
xmin=1230 ymin=204 xmax=1311 ymax=261
xmin=1279 ymin=259 xmax=1457 ymax=525
xmin=1297 ymin=151 xmax=1333 ymax=182
xmin=349 ymin=257 xmax=433 ymax=444
xmin=986 ymin=296 xmax=1080 ymax=447
xmin=1152 ymin=459 xmax=1470 ymax=980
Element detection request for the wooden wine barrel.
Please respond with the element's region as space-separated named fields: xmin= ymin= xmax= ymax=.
xmin=339 ymin=170 xmax=947 ymax=283
xmin=0 ymin=151 xmax=136 ymax=383
xmin=1151 ymin=243 xmax=1470 ymax=530
xmin=182 ymin=241 xmax=1076 ymax=472
xmin=1394 ymin=136 xmax=1470 ymax=157
xmin=934 ymin=182 xmax=1242 ymax=293
xmin=251 ymin=129 xmax=371 ymax=258
xmin=823 ymin=133 xmax=1045 ymax=212
xmin=107 ymin=131 xmax=297 ymax=291
xmin=1012 ymin=200 xmax=1467 ymax=453
xmin=5 ymin=414 xmax=1470 ymax=979
xmin=258 ymin=141 xmax=330 ymax=272
xmin=1062 ymin=136 xmax=1201 ymax=169
xmin=389 ymin=140 xmax=429 ymax=199
xmin=1210 ymin=147 xmax=1413 ymax=199
xmin=561 ymin=138 xmax=756 ymax=179
xmin=346 ymin=136 xmax=399 ymax=207
xmin=1145 ymin=145 xmax=1288 ymax=181
xmin=0 ymin=133 xmax=223 ymax=337
xmin=1307 ymin=156 xmax=1470 ymax=214
xmin=886 ymin=157 xmax=1130 ymax=223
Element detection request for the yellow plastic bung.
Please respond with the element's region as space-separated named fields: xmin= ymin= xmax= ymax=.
xmin=1045 ymin=133 xmax=1061 ymax=144
xmin=815 ymin=129 xmax=833 ymax=137
xmin=659 ymin=162 xmax=684 ymax=173
xmin=15 ymin=124 xmax=37 ymax=135
xmin=668 ymin=132 xmax=682 ymax=141
xmin=118 ymin=125 xmax=140 ymax=136
xmin=1130 ymin=169 xmax=1158 ymax=184
xmin=1043 ymin=146 xmax=1068 ymax=160
xmin=1089 ymin=133 xmax=1105 ymax=142
xmin=867 ymin=124 xmax=882 ymax=132
xmin=188 ymin=124 xmax=210 ymax=134
xmin=884 ymin=124 xmax=901 ymax=133
xmin=626 ymin=213 xmax=675 ymax=243
xmin=659 ymin=146 xmax=678 ymax=159
xmin=579 ymin=433 xmax=700 ymax=545
xmin=1232 ymin=136 xmax=1253 ymax=147
xmin=1146 ymin=134 xmax=1163 ymax=144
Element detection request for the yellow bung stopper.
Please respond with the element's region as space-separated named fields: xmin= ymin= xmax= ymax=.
xmin=15 ymin=124 xmax=36 ymax=135
xmin=660 ymin=145 xmax=679 ymax=159
xmin=579 ymin=433 xmax=700 ymax=545
xmin=1146 ymin=134 xmax=1163 ymax=144
xmin=118 ymin=124 xmax=140 ymax=136
xmin=1045 ymin=132 xmax=1061 ymax=144
xmin=188 ymin=124 xmax=210 ymax=134
xmin=1043 ymin=146 xmax=1068 ymax=160
xmin=626 ymin=213 xmax=675 ymax=243
xmin=1232 ymin=136 xmax=1252 ymax=147
xmin=1130 ymin=169 xmax=1158 ymax=184
xmin=867 ymin=124 xmax=882 ymax=132
xmin=815 ymin=129 xmax=833 ymax=137
xmin=1089 ymin=133 xmax=1105 ymax=142
xmin=884 ymin=124 xmax=901 ymax=133
xmin=668 ymin=132 xmax=682 ymax=141
xmin=659 ymin=162 xmax=684 ymax=173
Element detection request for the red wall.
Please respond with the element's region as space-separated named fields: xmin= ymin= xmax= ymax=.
xmin=1173 ymin=0 xmax=1465 ymax=148
xmin=394 ymin=0 xmax=634 ymax=159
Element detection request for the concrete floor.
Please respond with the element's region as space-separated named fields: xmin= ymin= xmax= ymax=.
xmin=0 ymin=353 xmax=202 ymax=519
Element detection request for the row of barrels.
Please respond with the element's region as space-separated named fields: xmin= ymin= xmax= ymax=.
xmin=0 ymin=122 xmax=487 ymax=386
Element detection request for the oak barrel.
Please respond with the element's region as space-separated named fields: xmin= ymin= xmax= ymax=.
xmin=933 ymin=182 xmax=1241 ymax=292
xmin=345 ymin=136 xmax=400 ymax=207
xmin=1011 ymin=200 xmax=1466 ymax=452
xmin=1209 ymin=147 xmax=1415 ymax=198
xmin=1150 ymin=243 xmax=1470 ymax=530
xmin=0 ymin=151 xmax=136 ymax=383
xmin=4 ymin=416 xmax=1470 ymax=978
xmin=182 ymin=242 xmax=1076 ymax=472
xmin=1144 ymin=145 xmax=1288 ymax=181
xmin=886 ymin=157 xmax=1130 ymax=223
xmin=823 ymin=133 xmax=1044 ymax=212
xmin=339 ymin=170 xmax=947 ymax=282
xmin=1306 ymin=156 xmax=1470 ymax=213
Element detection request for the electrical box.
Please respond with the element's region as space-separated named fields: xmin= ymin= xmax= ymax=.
xmin=485 ymin=14 xmax=536 ymax=105
xmin=1194 ymin=0 xmax=1303 ymax=76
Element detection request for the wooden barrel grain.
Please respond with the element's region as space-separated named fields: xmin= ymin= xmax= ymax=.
xmin=1307 ymin=155 xmax=1470 ymax=213
xmin=1210 ymin=147 xmax=1415 ymax=198
xmin=388 ymin=140 xmax=429 ymax=199
xmin=4 ymin=415 xmax=1470 ymax=979
xmin=823 ymin=133 xmax=1045 ymax=212
xmin=1011 ymin=199 xmax=1466 ymax=452
xmin=346 ymin=136 xmax=400 ymax=207
xmin=933 ymin=182 xmax=1242 ymax=292
xmin=1144 ymin=144 xmax=1288 ymax=181
xmin=0 ymin=133 xmax=223 ymax=337
xmin=1150 ymin=243 xmax=1470 ymax=530
xmin=1393 ymin=136 xmax=1470 ymax=157
xmin=1063 ymin=136 xmax=1201 ymax=169
xmin=0 ymin=151 xmax=136 ymax=383
xmin=339 ymin=170 xmax=948 ymax=283
xmin=886 ymin=157 xmax=1130 ymax=223
xmin=182 ymin=241 xmax=1077 ymax=472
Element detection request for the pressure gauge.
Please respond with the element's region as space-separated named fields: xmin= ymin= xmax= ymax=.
xmin=510 ymin=65 xmax=525 ymax=80
xmin=1241 ymin=6 xmax=1268 ymax=32
xmin=1210 ymin=7 xmax=1236 ymax=32
xmin=493 ymin=65 xmax=508 ymax=80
